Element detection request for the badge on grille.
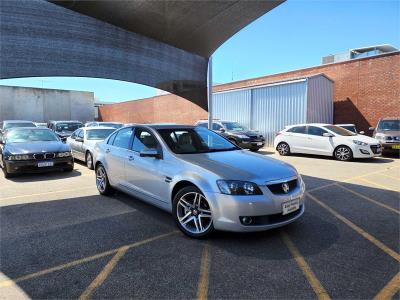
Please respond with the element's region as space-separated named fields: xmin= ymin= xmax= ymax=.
xmin=282 ymin=182 xmax=290 ymax=193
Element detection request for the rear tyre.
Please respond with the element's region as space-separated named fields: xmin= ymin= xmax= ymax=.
xmin=95 ymin=163 xmax=115 ymax=195
xmin=334 ymin=146 xmax=353 ymax=161
xmin=250 ymin=148 xmax=260 ymax=152
xmin=277 ymin=142 xmax=290 ymax=156
xmin=173 ymin=186 xmax=214 ymax=239
xmin=86 ymin=152 xmax=94 ymax=170
xmin=64 ymin=165 xmax=74 ymax=172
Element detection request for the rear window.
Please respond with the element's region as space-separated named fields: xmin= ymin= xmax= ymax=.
xmin=87 ymin=129 xmax=116 ymax=140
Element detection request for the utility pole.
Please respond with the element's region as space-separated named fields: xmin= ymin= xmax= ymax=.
xmin=207 ymin=56 xmax=213 ymax=130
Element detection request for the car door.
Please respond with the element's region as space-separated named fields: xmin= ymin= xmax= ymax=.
xmin=305 ymin=126 xmax=333 ymax=155
xmin=285 ymin=126 xmax=308 ymax=153
xmin=124 ymin=127 xmax=169 ymax=203
xmin=69 ymin=129 xmax=81 ymax=158
xmin=104 ymin=127 xmax=134 ymax=187
xmin=75 ymin=129 xmax=85 ymax=160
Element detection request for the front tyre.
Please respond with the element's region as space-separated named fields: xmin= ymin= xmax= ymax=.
xmin=95 ymin=163 xmax=115 ymax=195
xmin=173 ymin=186 xmax=214 ymax=239
xmin=334 ymin=146 xmax=353 ymax=161
xmin=86 ymin=152 xmax=94 ymax=170
xmin=277 ymin=142 xmax=290 ymax=156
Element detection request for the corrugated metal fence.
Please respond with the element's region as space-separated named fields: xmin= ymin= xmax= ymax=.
xmin=213 ymin=75 xmax=333 ymax=146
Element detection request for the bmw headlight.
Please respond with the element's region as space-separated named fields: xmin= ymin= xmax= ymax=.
xmin=57 ymin=151 xmax=72 ymax=157
xmin=8 ymin=154 xmax=30 ymax=160
xmin=236 ymin=135 xmax=249 ymax=139
xmin=353 ymin=140 xmax=368 ymax=146
xmin=217 ymin=180 xmax=262 ymax=195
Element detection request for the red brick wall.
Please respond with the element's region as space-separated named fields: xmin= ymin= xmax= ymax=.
xmin=98 ymin=93 xmax=207 ymax=125
xmin=99 ymin=52 xmax=399 ymax=132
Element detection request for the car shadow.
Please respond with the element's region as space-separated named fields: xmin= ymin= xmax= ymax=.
xmin=6 ymin=169 xmax=82 ymax=182
xmin=280 ymin=152 xmax=394 ymax=163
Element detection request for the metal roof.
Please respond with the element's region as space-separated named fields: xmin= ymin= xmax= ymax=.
xmin=50 ymin=0 xmax=284 ymax=58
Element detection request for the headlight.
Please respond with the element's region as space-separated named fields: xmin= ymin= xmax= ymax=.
xmin=374 ymin=134 xmax=385 ymax=140
xmin=57 ymin=151 xmax=72 ymax=157
xmin=217 ymin=180 xmax=263 ymax=195
xmin=236 ymin=135 xmax=249 ymax=139
xmin=7 ymin=154 xmax=30 ymax=160
xmin=353 ymin=140 xmax=368 ymax=146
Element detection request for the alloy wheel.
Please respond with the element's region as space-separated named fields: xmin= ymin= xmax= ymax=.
xmin=96 ymin=166 xmax=107 ymax=193
xmin=335 ymin=147 xmax=351 ymax=161
xmin=86 ymin=152 xmax=93 ymax=169
xmin=277 ymin=143 xmax=289 ymax=155
xmin=177 ymin=192 xmax=212 ymax=234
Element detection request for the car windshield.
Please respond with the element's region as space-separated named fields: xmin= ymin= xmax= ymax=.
xmin=378 ymin=120 xmax=400 ymax=131
xmin=6 ymin=129 xmax=59 ymax=143
xmin=324 ymin=125 xmax=356 ymax=136
xmin=222 ymin=122 xmax=247 ymax=131
xmin=4 ymin=122 xmax=36 ymax=130
xmin=86 ymin=129 xmax=116 ymax=140
xmin=56 ymin=123 xmax=82 ymax=132
xmin=101 ymin=123 xmax=123 ymax=129
xmin=157 ymin=127 xmax=239 ymax=154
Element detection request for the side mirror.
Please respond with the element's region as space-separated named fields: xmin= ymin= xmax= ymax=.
xmin=75 ymin=137 xmax=84 ymax=142
xmin=0 ymin=138 xmax=4 ymax=145
xmin=359 ymin=131 xmax=365 ymax=135
xmin=219 ymin=128 xmax=226 ymax=133
xmin=140 ymin=149 xmax=161 ymax=159
xmin=369 ymin=127 xmax=375 ymax=131
xmin=323 ymin=133 xmax=334 ymax=137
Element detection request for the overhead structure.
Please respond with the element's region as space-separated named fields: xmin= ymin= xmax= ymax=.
xmin=0 ymin=0 xmax=284 ymax=110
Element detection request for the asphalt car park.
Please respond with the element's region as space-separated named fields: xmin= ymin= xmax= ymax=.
xmin=0 ymin=152 xmax=399 ymax=299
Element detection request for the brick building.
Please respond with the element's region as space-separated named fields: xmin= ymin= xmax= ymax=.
xmin=99 ymin=51 xmax=400 ymax=133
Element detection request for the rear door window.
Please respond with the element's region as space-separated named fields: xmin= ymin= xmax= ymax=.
xmin=287 ymin=126 xmax=307 ymax=134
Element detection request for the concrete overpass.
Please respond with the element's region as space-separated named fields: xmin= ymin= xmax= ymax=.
xmin=0 ymin=0 xmax=284 ymax=110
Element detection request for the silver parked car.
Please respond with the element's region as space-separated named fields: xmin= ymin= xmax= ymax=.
xmin=66 ymin=127 xmax=116 ymax=169
xmin=93 ymin=125 xmax=305 ymax=238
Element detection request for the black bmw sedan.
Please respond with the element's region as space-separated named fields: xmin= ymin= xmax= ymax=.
xmin=0 ymin=127 xmax=74 ymax=178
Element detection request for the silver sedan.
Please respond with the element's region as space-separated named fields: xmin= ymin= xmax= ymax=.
xmin=66 ymin=127 xmax=116 ymax=169
xmin=93 ymin=125 xmax=305 ymax=238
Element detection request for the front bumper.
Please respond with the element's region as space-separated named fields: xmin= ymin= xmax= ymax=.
xmin=239 ymin=140 xmax=265 ymax=149
xmin=4 ymin=157 xmax=74 ymax=174
xmin=204 ymin=181 xmax=305 ymax=232
xmin=352 ymin=144 xmax=382 ymax=158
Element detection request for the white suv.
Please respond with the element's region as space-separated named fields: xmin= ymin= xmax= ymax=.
xmin=274 ymin=124 xmax=381 ymax=161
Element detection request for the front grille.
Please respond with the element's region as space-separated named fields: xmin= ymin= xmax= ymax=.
xmin=370 ymin=144 xmax=381 ymax=154
xmin=267 ymin=178 xmax=298 ymax=194
xmin=33 ymin=153 xmax=55 ymax=160
xmin=240 ymin=205 xmax=303 ymax=226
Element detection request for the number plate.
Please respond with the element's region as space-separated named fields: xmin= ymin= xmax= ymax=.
xmin=38 ymin=161 xmax=54 ymax=167
xmin=282 ymin=199 xmax=300 ymax=215
xmin=392 ymin=145 xmax=400 ymax=150
xmin=256 ymin=142 xmax=263 ymax=146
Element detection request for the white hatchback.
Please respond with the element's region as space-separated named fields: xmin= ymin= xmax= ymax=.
xmin=274 ymin=124 xmax=382 ymax=161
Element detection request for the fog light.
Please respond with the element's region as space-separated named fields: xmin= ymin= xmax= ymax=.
xmin=359 ymin=149 xmax=369 ymax=155
xmin=241 ymin=217 xmax=253 ymax=225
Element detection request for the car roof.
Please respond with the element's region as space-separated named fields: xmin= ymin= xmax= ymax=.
xmin=380 ymin=117 xmax=400 ymax=121
xmin=335 ymin=124 xmax=355 ymax=126
xmin=3 ymin=120 xmax=35 ymax=123
xmin=128 ymin=124 xmax=195 ymax=130
xmin=287 ymin=123 xmax=331 ymax=127
xmin=196 ymin=119 xmax=234 ymax=123
xmin=53 ymin=120 xmax=83 ymax=123
xmin=83 ymin=126 xmax=116 ymax=130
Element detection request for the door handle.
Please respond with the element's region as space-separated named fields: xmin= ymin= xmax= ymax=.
xmin=105 ymin=149 xmax=110 ymax=153
xmin=128 ymin=155 xmax=134 ymax=161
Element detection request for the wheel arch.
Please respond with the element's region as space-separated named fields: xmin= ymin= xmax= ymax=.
xmin=171 ymin=180 xmax=199 ymax=204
